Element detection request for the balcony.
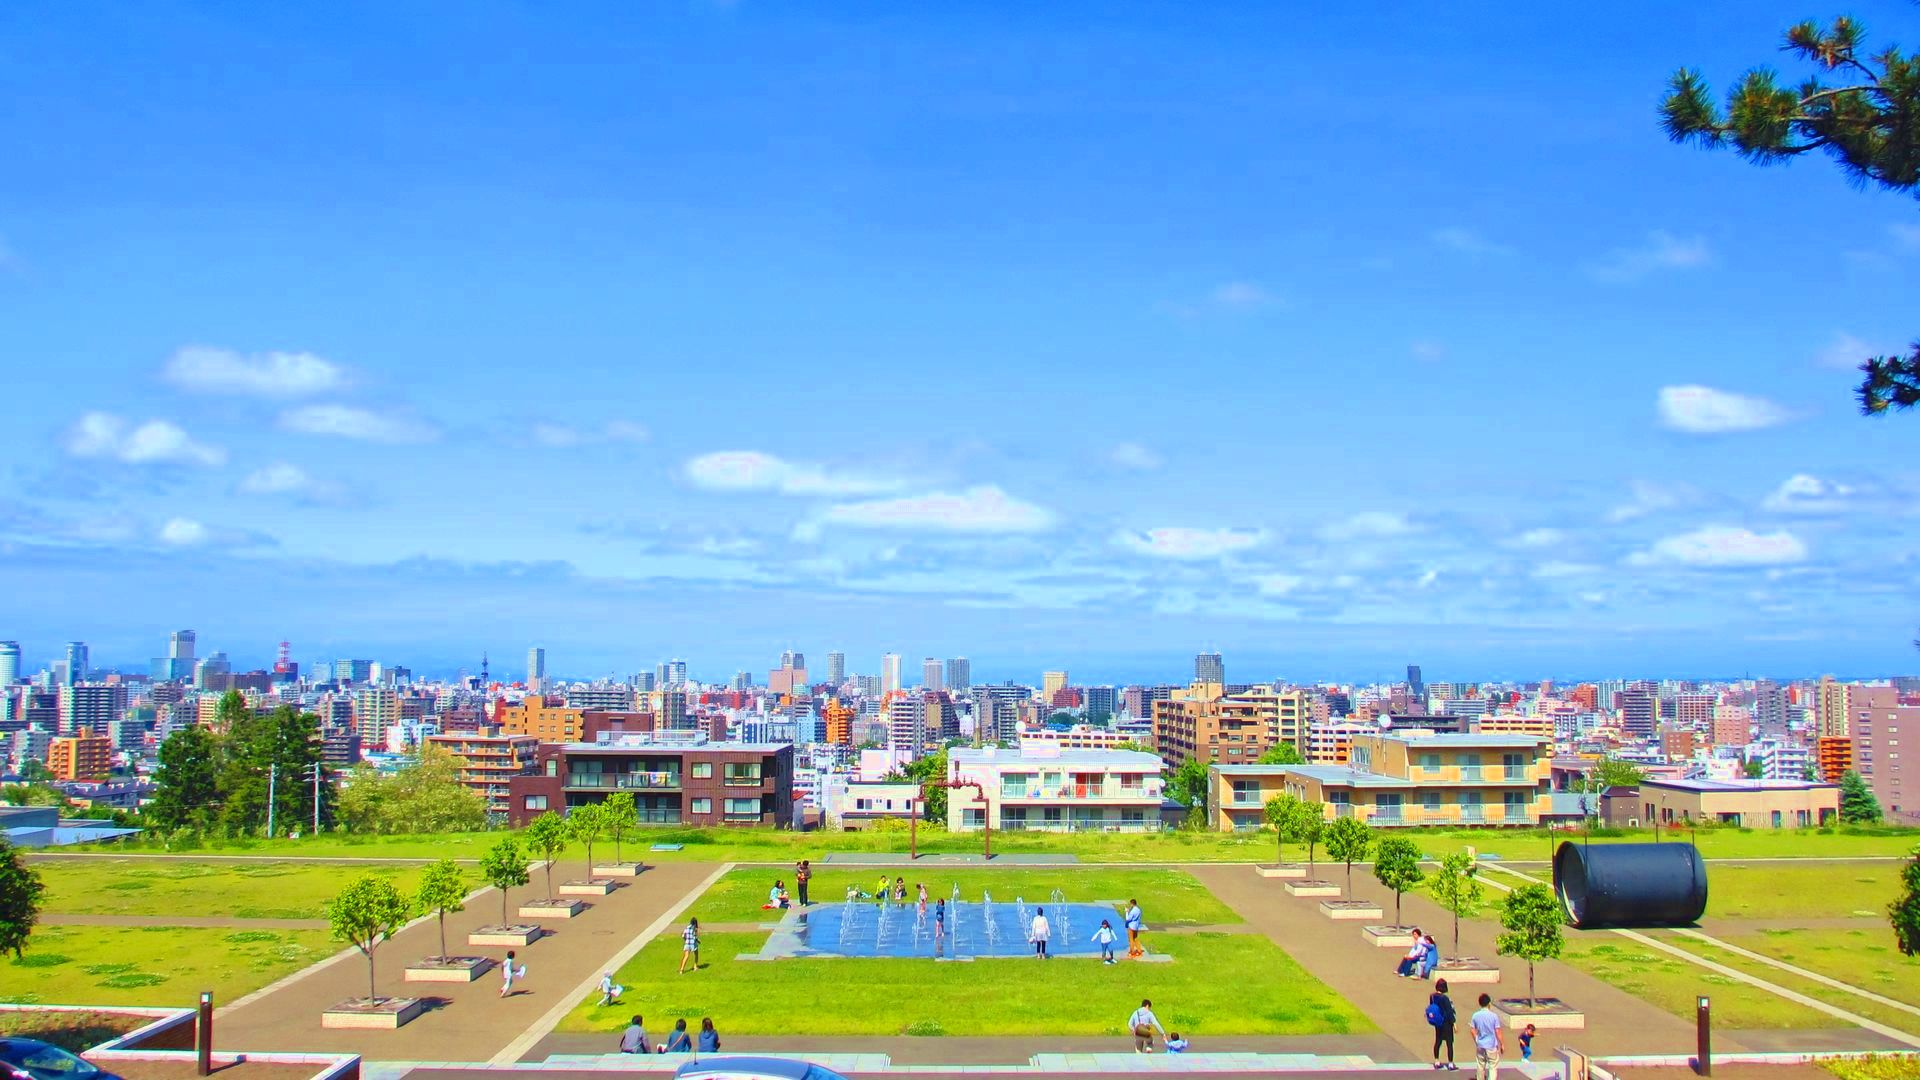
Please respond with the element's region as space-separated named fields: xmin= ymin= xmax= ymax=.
xmin=723 ymin=774 xmax=767 ymax=787
xmin=565 ymin=772 xmax=680 ymax=790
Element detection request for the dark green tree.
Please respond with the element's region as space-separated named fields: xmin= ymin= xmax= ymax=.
xmin=1373 ymin=836 xmax=1426 ymax=926
xmin=1841 ymin=770 xmax=1885 ymax=823
xmin=0 ymin=838 xmax=44 ymax=959
xmin=1743 ymin=758 xmax=1766 ymax=779
xmin=1892 ymin=844 xmax=1920 ymax=956
xmin=1256 ymin=743 xmax=1305 ymax=766
xmin=220 ymin=706 xmax=335 ymax=836
xmin=147 ymin=724 xmax=221 ymax=829
xmin=899 ymin=751 xmax=951 ymax=821
xmin=1661 ymin=17 xmax=1920 ymax=414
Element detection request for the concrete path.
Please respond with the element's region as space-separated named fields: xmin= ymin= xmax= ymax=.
xmin=1184 ymin=864 xmax=1713 ymax=1058
xmin=525 ymin=1032 xmax=1410 ymax=1064
xmin=212 ymin=861 xmax=719 ymax=1062
xmin=43 ymin=913 xmax=330 ymax=930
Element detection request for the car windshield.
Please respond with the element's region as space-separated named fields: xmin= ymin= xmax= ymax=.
xmin=1 ymin=1044 xmax=102 ymax=1080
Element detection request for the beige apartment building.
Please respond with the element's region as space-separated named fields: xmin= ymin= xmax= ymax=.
xmin=424 ymin=728 xmax=539 ymax=819
xmin=1152 ymin=682 xmax=1310 ymax=769
xmin=1634 ymin=777 xmax=1838 ymax=828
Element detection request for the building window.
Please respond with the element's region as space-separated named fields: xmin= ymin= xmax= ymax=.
xmin=524 ymin=795 xmax=548 ymax=811
xmin=691 ymin=797 xmax=711 ymax=815
xmin=725 ymin=798 xmax=759 ymax=818
xmin=692 ymin=762 xmax=713 ymax=779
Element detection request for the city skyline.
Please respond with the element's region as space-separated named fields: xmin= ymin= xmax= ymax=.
xmin=5 ymin=3 xmax=1920 ymax=675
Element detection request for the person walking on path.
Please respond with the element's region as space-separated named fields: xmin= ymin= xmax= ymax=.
xmin=664 ymin=1018 xmax=692 ymax=1053
xmin=1124 ymin=899 xmax=1145 ymax=958
xmin=1427 ymin=978 xmax=1458 ymax=1070
xmin=698 ymin=1017 xmax=721 ymax=1053
xmin=500 ymin=950 xmax=526 ymax=998
xmin=678 ymin=917 xmax=701 ymax=974
xmin=1128 ymin=998 xmax=1167 ymax=1053
xmin=619 ymin=1016 xmax=649 ymax=1054
xmin=1092 ymin=918 xmax=1118 ymax=965
xmin=1030 ymin=906 xmax=1051 ymax=959
xmin=1470 ymin=993 xmax=1504 ymax=1080
xmin=795 ymin=860 xmax=811 ymax=906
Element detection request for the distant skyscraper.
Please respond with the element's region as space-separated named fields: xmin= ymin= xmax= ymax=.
xmin=922 ymin=658 xmax=943 ymax=691
xmin=634 ymin=670 xmax=656 ymax=692
xmin=0 ymin=642 xmax=18 ymax=686
xmin=168 ymin=630 xmax=196 ymax=662
xmin=1407 ymin=664 xmax=1424 ymax=698
xmin=780 ymin=649 xmax=805 ymax=671
xmin=1620 ymin=687 xmax=1657 ymax=739
xmin=1042 ymin=671 xmax=1069 ymax=698
xmin=881 ymin=654 xmax=902 ymax=695
xmin=666 ymin=659 xmax=687 ymax=687
xmin=1195 ymin=652 xmax=1224 ymax=685
xmin=333 ymin=658 xmax=371 ymax=685
xmin=945 ymin=657 xmax=971 ymax=691
xmin=64 ymin=642 xmax=89 ymax=685
xmin=826 ymin=651 xmax=846 ymax=684
xmin=527 ymin=647 xmax=547 ymax=691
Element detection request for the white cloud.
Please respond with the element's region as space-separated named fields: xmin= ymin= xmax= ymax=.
xmin=1533 ymin=560 xmax=1602 ymax=578
xmin=1589 ymin=231 xmax=1712 ymax=283
xmin=1253 ymin=573 xmax=1306 ymax=596
xmin=157 ymin=517 xmax=209 ymax=546
xmin=1761 ymin=473 xmax=1857 ymax=514
xmin=1816 ymin=332 xmax=1879 ymax=371
xmin=1657 ymin=385 xmax=1791 ymax=434
xmin=1109 ymin=442 xmax=1163 ymax=470
xmin=1320 ymin=511 xmax=1414 ymax=540
xmin=1114 ymin=527 xmax=1264 ymax=560
xmin=279 ymin=404 xmax=437 ymax=443
xmin=163 ymin=345 xmax=347 ymax=397
xmin=1508 ymin=528 xmax=1566 ymax=549
xmin=684 ymin=450 xmax=904 ymax=496
xmin=532 ymin=420 xmax=650 ymax=448
xmin=1414 ymin=568 xmax=1439 ymax=588
xmin=1892 ymin=223 xmax=1920 ymax=252
xmin=64 ymin=412 xmax=225 ymax=466
xmin=238 ymin=462 xmax=316 ymax=496
xmin=814 ymin=485 xmax=1054 ymax=533
xmin=1606 ymin=481 xmax=1688 ymax=523
xmin=1627 ymin=525 xmax=1808 ymax=568
xmin=1430 ymin=227 xmax=1511 ymax=257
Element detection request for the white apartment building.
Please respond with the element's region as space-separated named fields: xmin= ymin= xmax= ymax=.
xmin=829 ymin=779 xmax=923 ymax=829
xmin=946 ymin=746 xmax=1165 ymax=832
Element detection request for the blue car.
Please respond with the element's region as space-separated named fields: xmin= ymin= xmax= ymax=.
xmin=0 ymin=1039 xmax=123 ymax=1080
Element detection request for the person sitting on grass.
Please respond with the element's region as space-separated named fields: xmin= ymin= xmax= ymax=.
xmin=764 ymin=880 xmax=790 ymax=909
xmin=892 ymin=876 xmax=908 ymax=902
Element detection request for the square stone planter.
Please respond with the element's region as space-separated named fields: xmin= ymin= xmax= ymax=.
xmin=559 ymin=879 xmax=617 ymax=896
xmin=1254 ymin=864 xmax=1309 ymax=879
xmin=1495 ymin=997 xmax=1585 ymax=1030
xmin=469 ymin=924 xmax=542 ymax=947
xmin=405 ymin=955 xmax=495 ymax=982
xmin=1320 ymin=899 xmax=1384 ymax=920
xmin=520 ymin=898 xmax=586 ymax=919
xmin=1363 ymin=925 xmax=1420 ymax=947
xmin=1434 ymin=956 xmax=1502 ymax=983
xmin=593 ymin=862 xmax=645 ymax=877
xmin=1285 ymin=879 xmax=1341 ymax=897
xmin=321 ymin=997 xmax=425 ymax=1029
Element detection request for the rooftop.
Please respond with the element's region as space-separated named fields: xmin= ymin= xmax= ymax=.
xmin=1375 ymin=732 xmax=1550 ymax=747
xmin=1645 ymin=776 xmax=1836 ymax=793
xmin=949 ymin=747 xmax=1162 ymax=768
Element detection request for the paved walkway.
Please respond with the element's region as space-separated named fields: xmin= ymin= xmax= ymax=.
xmin=526 ymin=1032 xmax=1410 ymax=1064
xmin=213 ymin=861 xmax=720 ymax=1062
xmin=44 ymin=914 xmax=330 ymax=930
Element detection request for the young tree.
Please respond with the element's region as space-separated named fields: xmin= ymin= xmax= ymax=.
xmin=1262 ymin=793 xmax=1301 ymax=866
xmin=570 ymin=802 xmax=608 ymax=875
xmin=1892 ymin=844 xmax=1920 ymax=957
xmin=1324 ymin=816 xmax=1374 ymax=895
xmin=480 ymin=837 xmax=530 ymax=924
xmin=1429 ymin=851 xmax=1485 ymax=954
xmin=1743 ymin=758 xmax=1766 ymax=779
xmin=603 ymin=790 xmax=636 ymax=864
xmin=1256 ymin=743 xmax=1305 ymax=766
xmin=415 ymin=858 xmax=468 ymax=960
xmin=1298 ymin=801 xmax=1327 ymax=870
xmin=327 ymin=875 xmax=415 ymax=1004
xmin=525 ymin=812 xmax=569 ymax=896
xmin=147 ymin=725 xmax=221 ymax=829
xmin=1496 ymin=883 xmax=1565 ymax=1007
xmin=1660 ymin=17 xmax=1920 ymax=415
xmin=1841 ymin=771 xmax=1885 ymax=824
xmin=0 ymin=839 xmax=45 ymax=959
xmin=1373 ymin=836 xmax=1426 ymax=926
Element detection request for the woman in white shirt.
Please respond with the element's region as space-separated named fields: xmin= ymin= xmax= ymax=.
xmin=1030 ymin=907 xmax=1051 ymax=960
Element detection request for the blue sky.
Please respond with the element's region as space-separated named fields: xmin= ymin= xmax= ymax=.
xmin=4 ymin=1 xmax=1920 ymax=685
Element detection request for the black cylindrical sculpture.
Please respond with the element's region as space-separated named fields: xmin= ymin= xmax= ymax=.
xmin=1553 ymin=840 xmax=1707 ymax=929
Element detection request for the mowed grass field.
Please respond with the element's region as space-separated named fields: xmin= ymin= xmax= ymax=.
xmin=1560 ymin=936 xmax=1837 ymax=1030
xmin=559 ymin=930 xmax=1367 ymax=1037
xmin=1705 ymin=863 xmax=1901 ymax=920
xmin=1652 ymin=931 xmax=1920 ymax=1038
xmin=1713 ymin=927 xmax=1920 ymax=1007
xmin=688 ymin=867 xmax=1241 ymax=926
xmin=34 ymin=858 xmax=444 ymax=920
xmin=0 ymin=926 xmax=334 ymax=1007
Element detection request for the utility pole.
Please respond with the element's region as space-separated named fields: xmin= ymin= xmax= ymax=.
xmin=266 ymin=764 xmax=277 ymax=838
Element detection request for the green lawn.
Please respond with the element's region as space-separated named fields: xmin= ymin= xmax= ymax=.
xmin=1713 ymin=927 xmax=1920 ymax=1008
xmin=558 ymin=930 xmax=1367 ymax=1037
xmin=689 ymin=868 xmax=1240 ymax=927
xmin=1652 ymin=931 xmax=1920 ymax=1038
xmin=0 ymin=926 xmax=335 ymax=1007
xmin=1560 ymin=936 xmax=1835 ymax=1029
xmin=1706 ymin=864 xmax=1901 ymax=920
xmin=36 ymin=858 xmax=442 ymax=920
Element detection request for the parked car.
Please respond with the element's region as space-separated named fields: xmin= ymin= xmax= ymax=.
xmin=0 ymin=1039 xmax=123 ymax=1080
xmin=672 ymin=1057 xmax=847 ymax=1080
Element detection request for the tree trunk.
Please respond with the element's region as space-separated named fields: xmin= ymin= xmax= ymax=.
xmin=1276 ymin=831 xmax=1283 ymax=867
xmin=1452 ymin=906 xmax=1460 ymax=952
xmin=438 ymin=911 xmax=447 ymax=959
xmin=1394 ymin=890 xmax=1402 ymax=925
xmin=1528 ymin=961 xmax=1536 ymax=1007
xmin=544 ymin=859 xmax=554 ymax=895
xmin=368 ymin=949 xmax=377 ymax=1005
xmin=586 ymin=840 xmax=594 ymax=875
xmin=501 ymin=886 xmax=509 ymax=925
xmin=614 ymin=830 xmax=622 ymax=863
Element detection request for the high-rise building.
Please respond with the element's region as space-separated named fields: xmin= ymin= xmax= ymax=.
xmin=1619 ymin=686 xmax=1657 ymax=739
xmin=922 ymin=658 xmax=943 ymax=691
xmin=169 ymin=630 xmax=196 ymax=662
xmin=780 ymin=650 xmax=805 ymax=671
xmin=352 ymin=687 xmax=401 ymax=745
xmin=1195 ymin=652 xmax=1225 ymax=685
xmin=826 ymin=652 xmax=846 ymax=684
xmin=945 ymin=657 xmax=970 ymax=691
xmin=0 ymin=642 xmax=18 ymax=686
xmin=1407 ymin=664 xmax=1425 ymax=699
xmin=49 ymin=728 xmax=113 ymax=780
xmin=1674 ymin=692 xmax=1715 ymax=731
xmin=1754 ymin=680 xmax=1788 ymax=733
xmin=666 ymin=659 xmax=688 ymax=687
xmin=1042 ymin=671 xmax=1069 ymax=698
xmin=881 ymin=654 xmax=902 ymax=695
xmin=59 ymin=683 xmax=125 ymax=737
xmin=1817 ymin=675 xmax=1851 ymax=739
xmin=333 ymin=658 xmax=371 ymax=685
xmin=527 ymin=647 xmax=547 ymax=692
xmin=1084 ymin=685 xmax=1117 ymax=718
xmin=64 ymin=642 xmax=89 ymax=685
xmin=885 ymin=694 xmax=927 ymax=754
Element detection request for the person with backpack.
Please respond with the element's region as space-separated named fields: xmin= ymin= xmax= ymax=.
xmin=1427 ymin=977 xmax=1458 ymax=1070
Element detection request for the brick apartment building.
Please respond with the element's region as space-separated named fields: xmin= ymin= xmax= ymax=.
xmin=506 ymin=731 xmax=793 ymax=827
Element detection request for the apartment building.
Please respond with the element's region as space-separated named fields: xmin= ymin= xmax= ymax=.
xmin=1211 ymin=732 xmax=1553 ymax=829
xmin=506 ymin=732 xmax=793 ymax=827
xmin=1852 ymin=687 xmax=1914 ymax=819
xmin=424 ymin=728 xmax=539 ymax=819
xmin=1476 ymin=712 xmax=1554 ymax=739
xmin=1636 ymin=777 xmax=1838 ymax=828
xmin=1307 ymin=718 xmax=1377 ymax=764
xmin=48 ymin=728 xmax=113 ymax=781
xmin=828 ymin=779 xmax=922 ymax=829
xmin=1018 ymin=724 xmax=1143 ymax=753
xmin=946 ymin=746 xmax=1165 ymax=832
xmin=1152 ymin=683 xmax=1310 ymax=769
